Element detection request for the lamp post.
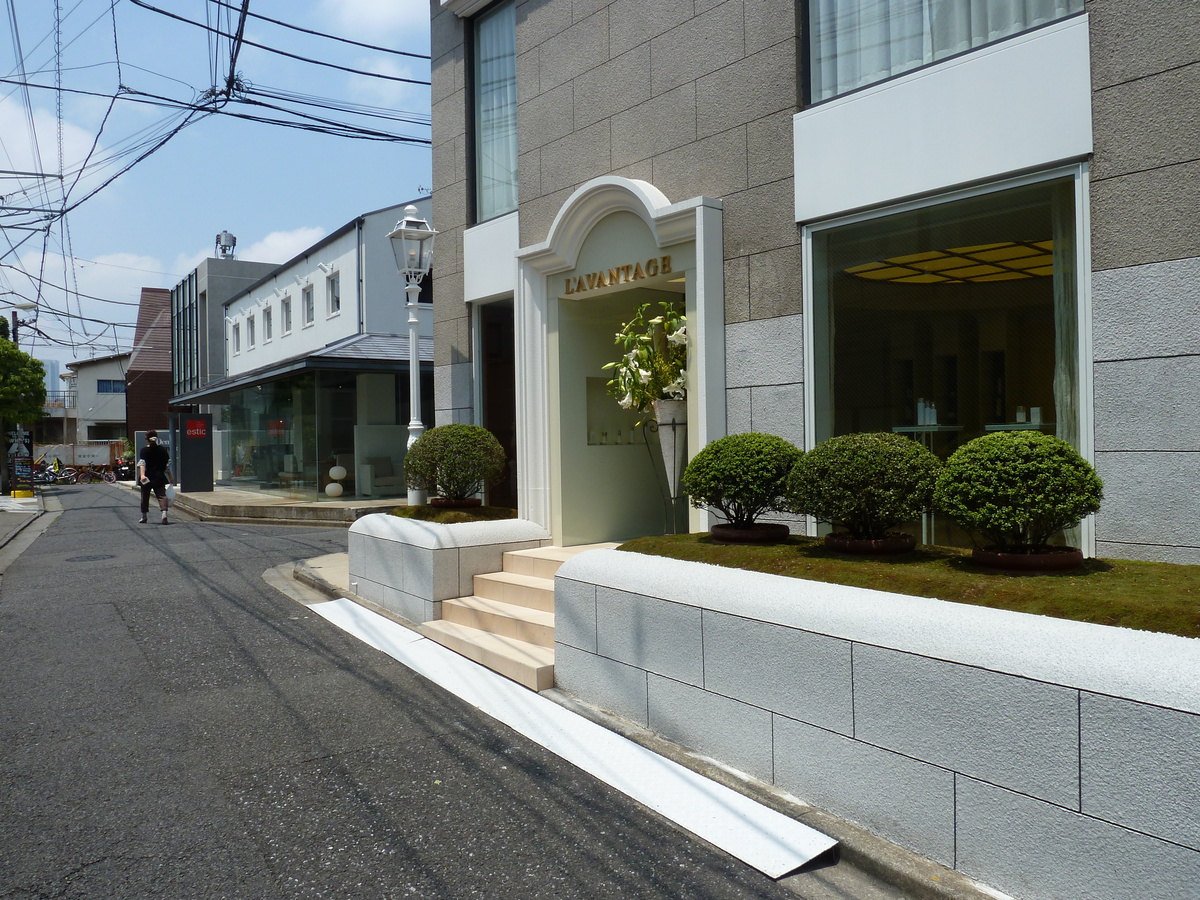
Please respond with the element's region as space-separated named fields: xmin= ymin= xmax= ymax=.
xmin=387 ymin=205 xmax=436 ymax=507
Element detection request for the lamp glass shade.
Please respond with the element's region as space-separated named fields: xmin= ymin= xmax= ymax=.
xmin=329 ymin=465 xmax=348 ymax=481
xmin=387 ymin=205 xmax=436 ymax=280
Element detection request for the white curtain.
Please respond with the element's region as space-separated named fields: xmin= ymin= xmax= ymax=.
xmin=474 ymin=0 xmax=518 ymax=221
xmin=809 ymin=0 xmax=1084 ymax=102
xmin=1051 ymin=180 xmax=1078 ymax=449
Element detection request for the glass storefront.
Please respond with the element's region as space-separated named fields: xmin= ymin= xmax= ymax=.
xmin=810 ymin=178 xmax=1079 ymax=544
xmin=217 ymin=368 xmax=431 ymax=500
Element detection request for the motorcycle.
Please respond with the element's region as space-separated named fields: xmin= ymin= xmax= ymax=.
xmin=114 ymin=460 xmax=135 ymax=481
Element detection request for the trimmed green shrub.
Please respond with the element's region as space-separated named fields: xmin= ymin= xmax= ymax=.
xmin=680 ymin=432 xmax=802 ymax=528
xmin=934 ymin=431 xmax=1102 ymax=552
xmin=404 ymin=424 xmax=506 ymax=501
xmin=785 ymin=432 xmax=941 ymax=540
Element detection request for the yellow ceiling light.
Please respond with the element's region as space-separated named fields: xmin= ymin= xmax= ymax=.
xmin=845 ymin=240 xmax=1054 ymax=284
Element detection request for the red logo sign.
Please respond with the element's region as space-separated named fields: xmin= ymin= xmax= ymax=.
xmin=186 ymin=419 xmax=207 ymax=438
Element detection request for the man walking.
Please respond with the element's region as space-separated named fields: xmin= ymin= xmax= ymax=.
xmin=137 ymin=430 xmax=173 ymax=525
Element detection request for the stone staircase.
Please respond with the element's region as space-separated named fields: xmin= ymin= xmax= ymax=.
xmin=419 ymin=544 xmax=616 ymax=691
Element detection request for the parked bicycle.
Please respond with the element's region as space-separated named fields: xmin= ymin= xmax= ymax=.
xmin=75 ymin=464 xmax=118 ymax=484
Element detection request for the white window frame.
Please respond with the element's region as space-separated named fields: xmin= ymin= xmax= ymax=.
xmin=246 ymin=313 xmax=256 ymax=348
xmin=231 ymin=322 xmax=241 ymax=355
xmin=302 ymin=285 xmax=315 ymax=327
xmin=281 ymin=296 xmax=292 ymax=334
xmin=326 ymin=272 xmax=341 ymax=317
xmin=263 ymin=307 xmax=273 ymax=342
xmin=801 ymin=162 xmax=1095 ymax=552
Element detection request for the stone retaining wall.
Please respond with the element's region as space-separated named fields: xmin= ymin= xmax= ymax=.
xmin=554 ymin=549 xmax=1200 ymax=900
xmin=347 ymin=514 xmax=550 ymax=623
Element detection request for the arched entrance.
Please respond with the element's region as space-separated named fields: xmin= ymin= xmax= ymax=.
xmin=515 ymin=177 xmax=726 ymax=545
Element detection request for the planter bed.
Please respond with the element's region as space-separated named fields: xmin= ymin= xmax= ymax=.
xmin=554 ymin=548 xmax=1200 ymax=900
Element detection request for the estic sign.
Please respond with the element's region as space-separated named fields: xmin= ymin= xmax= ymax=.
xmin=186 ymin=419 xmax=208 ymax=438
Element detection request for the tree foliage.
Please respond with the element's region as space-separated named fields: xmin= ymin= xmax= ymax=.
xmin=785 ymin=432 xmax=941 ymax=540
xmin=680 ymin=432 xmax=801 ymax=528
xmin=404 ymin=424 xmax=507 ymax=501
xmin=934 ymin=431 xmax=1102 ymax=552
xmin=0 ymin=340 xmax=46 ymax=423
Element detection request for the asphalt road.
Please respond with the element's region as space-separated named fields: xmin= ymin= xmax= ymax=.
xmin=0 ymin=484 xmax=816 ymax=900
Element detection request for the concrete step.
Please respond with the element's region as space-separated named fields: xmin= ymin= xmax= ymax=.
xmin=502 ymin=543 xmax=620 ymax=579
xmin=441 ymin=595 xmax=555 ymax=648
xmin=419 ymin=620 xmax=554 ymax=691
xmin=473 ymin=570 xmax=554 ymax=612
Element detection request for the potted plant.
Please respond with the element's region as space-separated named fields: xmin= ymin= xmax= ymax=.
xmin=602 ymin=300 xmax=688 ymax=496
xmin=403 ymin=424 xmax=507 ymax=508
xmin=680 ymin=432 xmax=801 ymax=543
xmin=785 ymin=432 xmax=941 ymax=554
xmin=934 ymin=431 xmax=1102 ymax=573
xmin=601 ymin=300 xmax=687 ymax=424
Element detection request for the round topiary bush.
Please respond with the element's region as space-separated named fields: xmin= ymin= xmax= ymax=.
xmin=680 ymin=432 xmax=801 ymax=529
xmin=934 ymin=431 xmax=1102 ymax=552
xmin=403 ymin=424 xmax=506 ymax=502
xmin=785 ymin=432 xmax=941 ymax=541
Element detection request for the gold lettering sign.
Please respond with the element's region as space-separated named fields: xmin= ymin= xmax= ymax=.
xmin=564 ymin=256 xmax=673 ymax=296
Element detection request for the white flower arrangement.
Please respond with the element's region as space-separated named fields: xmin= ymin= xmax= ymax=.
xmin=601 ymin=301 xmax=687 ymax=422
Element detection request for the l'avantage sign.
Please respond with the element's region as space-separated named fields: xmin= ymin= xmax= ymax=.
xmin=564 ymin=255 xmax=673 ymax=296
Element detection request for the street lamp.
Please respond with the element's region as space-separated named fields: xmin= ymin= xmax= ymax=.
xmin=387 ymin=205 xmax=436 ymax=507
xmin=3 ymin=301 xmax=36 ymax=347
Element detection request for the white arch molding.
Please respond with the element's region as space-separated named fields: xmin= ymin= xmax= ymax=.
xmin=514 ymin=177 xmax=726 ymax=541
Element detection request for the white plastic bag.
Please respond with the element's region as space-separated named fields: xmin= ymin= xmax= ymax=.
xmin=165 ymin=484 xmax=177 ymax=506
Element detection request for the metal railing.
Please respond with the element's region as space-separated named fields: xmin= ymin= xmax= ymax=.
xmin=43 ymin=390 xmax=76 ymax=409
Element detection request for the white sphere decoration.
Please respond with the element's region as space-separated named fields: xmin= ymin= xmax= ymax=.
xmin=326 ymin=463 xmax=347 ymax=497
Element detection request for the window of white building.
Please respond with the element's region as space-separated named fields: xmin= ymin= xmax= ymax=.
xmin=263 ymin=307 xmax=273 ymax=342
xmin=281 ymin=296 xmax=292 ymax=334
xmin=326 ymin=272 xmax=341 ymax=316
xmin=302 ymin=285 xmax=315 ymax=326
xmin=806 ymin=0 xmax=1084 ymax=103
xmin=232 ymin=322 xmax=241 ymax=355
xmin=473 ymin=0 xmax=517 ymax=222
xmin=246 ymin=313 xmax=256 ymax=348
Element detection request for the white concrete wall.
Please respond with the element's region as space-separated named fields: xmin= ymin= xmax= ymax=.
xmin=224 ymin=199 xmax=433 ymax=378
xmin=225 ymin=230 xmax=361 ymax=376
xmin=794 ymin=16 xmax=1093 ymax=223
xmin=347 ymin=514 xmax=550 ymax=623
xmin=555 ymin=549 xmax=1200 ymax=900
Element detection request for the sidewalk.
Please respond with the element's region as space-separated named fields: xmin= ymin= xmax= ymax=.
xmin=0 ymin=494 xmax=41 ymax=548
xmin=118 ymin=481 xmax=401 ymax=526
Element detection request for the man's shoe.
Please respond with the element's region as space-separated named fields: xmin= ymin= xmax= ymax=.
xmin=161 ymin=512 xmax=169 ymax=525
xmin=138 ymin=515 xmax=147 ymax=524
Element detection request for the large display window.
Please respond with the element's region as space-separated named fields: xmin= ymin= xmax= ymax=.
xmin=809 ymin=178 xmax=1080 ymax=544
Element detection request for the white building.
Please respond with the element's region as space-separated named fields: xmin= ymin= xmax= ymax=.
xmin=64 ymin=353 xmax=129 ymax=444
xmin=178 ymin=199 xmax=433 ymax=498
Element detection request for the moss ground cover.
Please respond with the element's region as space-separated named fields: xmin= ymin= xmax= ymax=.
xmin=617 ymin=533 xmax=1200 ymax=639
xmin=389 ymin=505 xmax=516 ymax=524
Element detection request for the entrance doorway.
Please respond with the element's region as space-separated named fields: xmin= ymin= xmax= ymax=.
xmin=556 ymin=287 xmax=683 ymax=545
xmin=480 ymin=302 xmax=517 ymax=509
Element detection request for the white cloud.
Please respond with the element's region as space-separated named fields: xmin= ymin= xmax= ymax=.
xmin=315 ymin=0 xmax=430 ymax=40
xmin=239 ymin=227 xmax=327 ymax=264
xmin=0 ymin=96 xmax=108 ymax=186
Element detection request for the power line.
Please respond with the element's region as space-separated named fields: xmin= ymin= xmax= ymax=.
xmin=128 ymin=0 xmax=430 ymax=87
xmin=205 ymin=0 xmax=429 ymax=60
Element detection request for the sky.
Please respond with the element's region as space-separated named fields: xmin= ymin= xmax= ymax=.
xmin=0 ymin=0 xmax=432 ymax=375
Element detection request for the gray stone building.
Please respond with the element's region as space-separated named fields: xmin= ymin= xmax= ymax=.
xmin=430 ymin=0 xmax=1199 ymax=562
